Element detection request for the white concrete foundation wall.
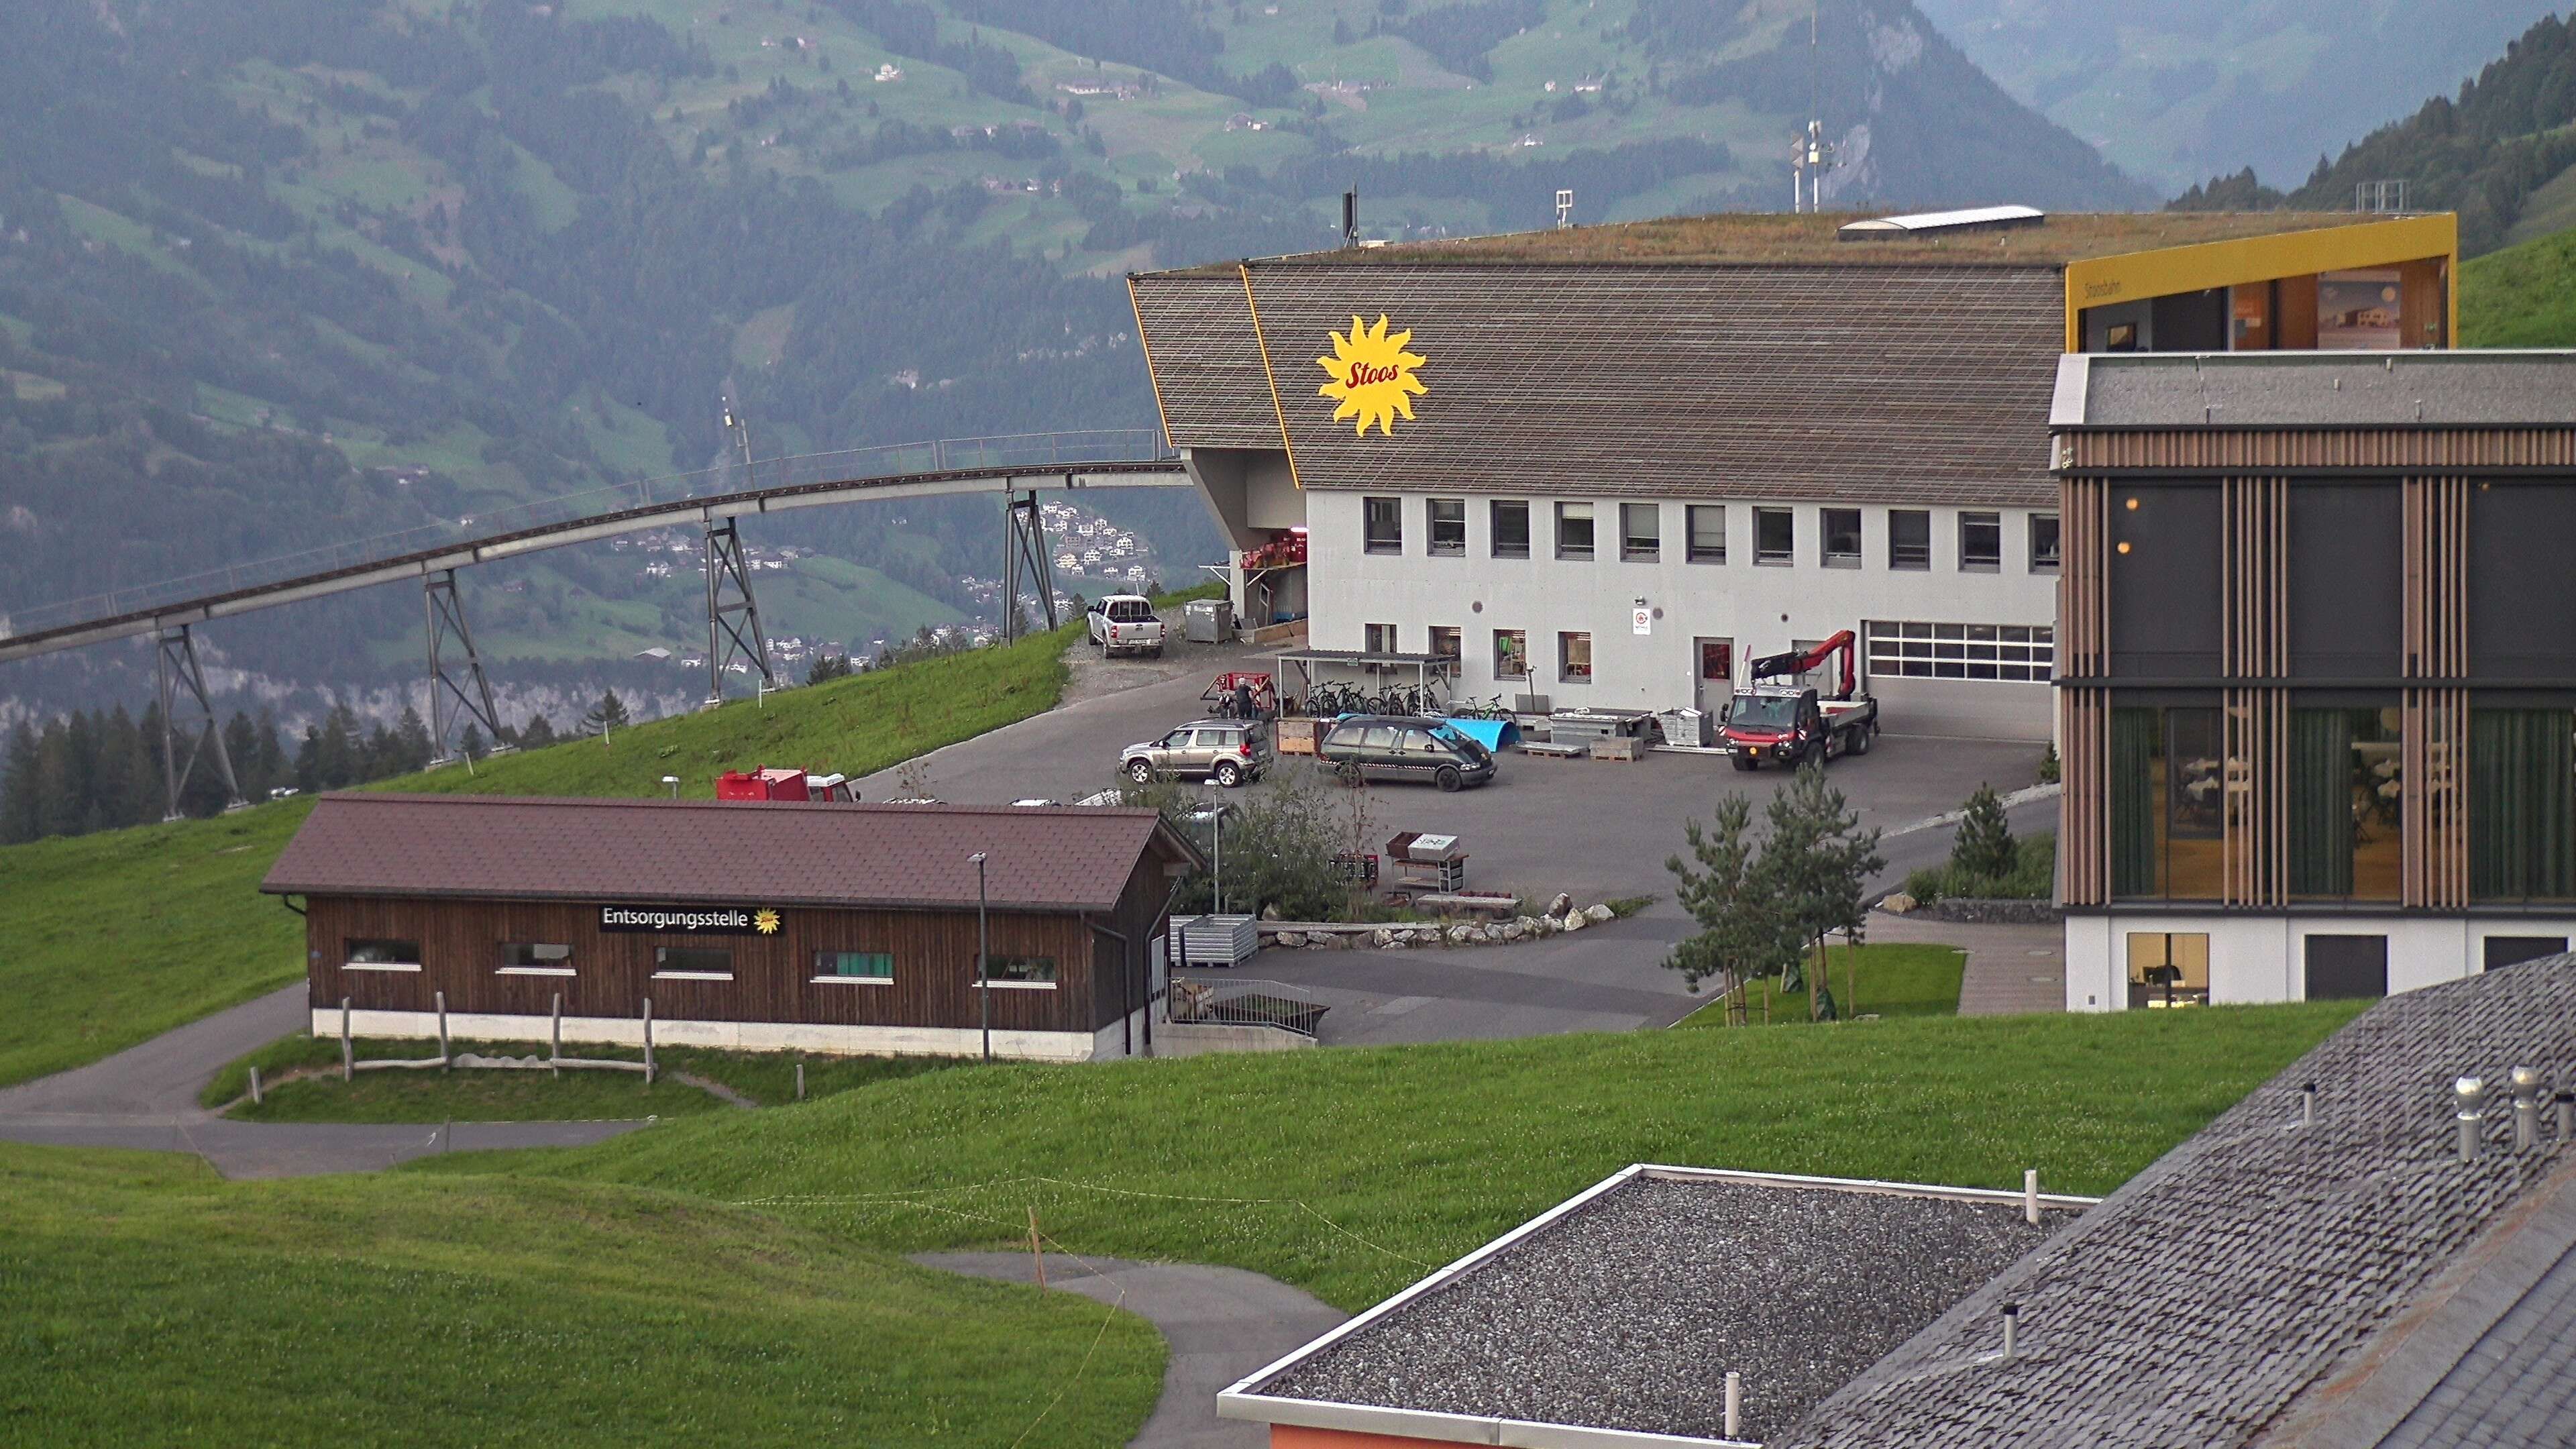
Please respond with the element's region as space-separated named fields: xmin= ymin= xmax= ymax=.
xmin=1152 ymin=1022 xmax=1319 ymax=1057
xmin=311 ymin=1008 xmax=1106 ymax=1063
xmin=2064 ymin=914 xmax=2576 ymax=1010
xmin=1301 ymin=490 xmax=2059 ymax=739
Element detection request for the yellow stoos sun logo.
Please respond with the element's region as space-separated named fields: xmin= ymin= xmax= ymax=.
xmin=753 ymin=909 xmax=782 ymax=935
xmin=1316 ymin=315 xmax=1426 ymax=436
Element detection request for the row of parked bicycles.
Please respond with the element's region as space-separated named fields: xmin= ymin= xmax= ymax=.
xmin=1295 ymin=682 xmax=1515 ymax=720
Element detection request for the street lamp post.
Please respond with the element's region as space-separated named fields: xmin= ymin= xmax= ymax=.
xmin=971 ymin=851 xmax=990 ymax=1062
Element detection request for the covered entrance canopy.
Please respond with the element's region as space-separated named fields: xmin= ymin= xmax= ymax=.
xmin=1275 ymin=649 xmax=1459 ymax=714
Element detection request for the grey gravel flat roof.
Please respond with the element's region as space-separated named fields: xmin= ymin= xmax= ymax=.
xmin=1241 ymin=1168 xmax=2081 ymax=1444
xmin=2053 ymin=350 xmax=2576 ymax=429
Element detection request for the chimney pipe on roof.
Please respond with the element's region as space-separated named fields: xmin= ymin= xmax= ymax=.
xmin=2457 ymin=1076 xmax=2488 ymax=1163
xmin=1999 ymin=1303 xmax=2019 ymax=1362
xmin=2557 ymin=1090 xmax=2575 ymax=1142
xmin=2512 ymin=1067 xmax=2544 ymax=1150
xmin=2301 ymin=1082 xmax=2318 ymax=1129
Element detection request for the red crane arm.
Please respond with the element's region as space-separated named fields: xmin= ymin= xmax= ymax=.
xmin=1747 ymin=629 xmax=1858 ymax=699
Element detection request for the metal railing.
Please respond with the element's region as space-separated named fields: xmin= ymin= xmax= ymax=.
xmin=1 ymin=428 xmax=1169 ymax=639
xmin=1168 ymin=976 xmax=1329 ymax=1037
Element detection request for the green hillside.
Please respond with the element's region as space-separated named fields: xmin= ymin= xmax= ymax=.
xmin=0 ymin=1142 xmax=1162 ymax=1447
xmin=2463 ymin=224 xmax=2576 ymax=346
xmin=448 ymin=1001 xmax=2363 ymax=1310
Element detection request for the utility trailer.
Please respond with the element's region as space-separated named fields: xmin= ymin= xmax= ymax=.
xmin=1721 ymin=630 xmax=1879 ymax=770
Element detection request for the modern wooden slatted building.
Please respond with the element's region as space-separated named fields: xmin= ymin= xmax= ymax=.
xmin=1130 ymin=209 xmax=2457 ymax=741
xmin=260 ymin=794 xmax=1200 ymax=1061
xmin=2051 ymin=350 xmax=2576 ymax=1008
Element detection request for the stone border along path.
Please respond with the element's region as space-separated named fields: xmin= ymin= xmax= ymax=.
xmin=0 ymin=983 xmax=647 ymax=1179
xmin=920 ymin=1252 xmax=1346 ymax=1449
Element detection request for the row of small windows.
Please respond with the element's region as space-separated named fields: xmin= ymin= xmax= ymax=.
xmin=341 ymin=940 xmax=1057 ymax=987
xmin=1364 ymin=498 xmax=2060 ymax=574
xmin=1364 ymin=622 xmax=2054 ymax=686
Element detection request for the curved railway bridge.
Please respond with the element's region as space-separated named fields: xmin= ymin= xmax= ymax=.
xmin=0 ymin=429 xmax=1189 ymax=817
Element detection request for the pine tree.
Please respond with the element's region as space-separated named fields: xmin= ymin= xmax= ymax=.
xmin=1664 ymin=793 xmax=1794 ymax=997
xmin=520 ymin=714 xmax=558 ymax=748
xmin=1951 ymin=784 xmax=2017 ymax=883
xmin=458 ymin=722 xmax=487 ymax=761
xmin=1756 ymin=764 xmax=1886 ymax=1020
xmin=394 ymin=706 xmax=435 ymax=773
xmin=581 ymin=690 xmax=631 ymax=734
xmin=1 ymin=722 xmax=40 ymax=844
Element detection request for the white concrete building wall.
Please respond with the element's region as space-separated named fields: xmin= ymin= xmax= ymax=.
xmin=1301 ymin=489 xmax=2060 ymax=739
xmin=2064 ymin=914 xmax=2576 ymax=1011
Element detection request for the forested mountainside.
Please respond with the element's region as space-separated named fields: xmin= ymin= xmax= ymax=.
xmin=0 ymin=0 xmax=2142 ymax=724
xmin=2165 ymin=12 xmax=2576 ymax=258
xmin=1919 ymin=0 xmax=2564 ymax=199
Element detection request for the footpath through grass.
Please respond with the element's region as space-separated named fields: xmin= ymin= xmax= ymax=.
xmin=202 ymin=1032 xmax=968 ymax=1121
xmin=0 ymin=629 xmax=1079 ymax=1090
xmin=0 ymin=1141 xmax=1161 ymax=1448
xmin=459 ymin=1003 xmax=2366 ymax=1311
xmin=1671 ymin=943 xmax=1966 ymax=1026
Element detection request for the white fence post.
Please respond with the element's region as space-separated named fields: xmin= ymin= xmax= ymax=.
xmin=642 ymin=997 xmax=654 ymax=1085
xmin=340 ymin=997 xmax=353 ymax=1081
xmin=550 ymin=993 xmax=562 ymax=1077
xmin=436 ymin=990 xmax=450 ymax=1071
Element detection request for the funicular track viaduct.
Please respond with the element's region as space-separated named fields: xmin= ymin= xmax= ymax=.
xmin=0 ymin=429 xmax=1189 ymax=818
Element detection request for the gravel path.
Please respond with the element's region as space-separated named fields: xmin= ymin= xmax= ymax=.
xmin=918 ymin=1251 xmax=1344 ymax=1448
xmin=0 ymin=984 xmax=645 ymax=1179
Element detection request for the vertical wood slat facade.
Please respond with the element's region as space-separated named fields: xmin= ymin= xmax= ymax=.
xmin=2060 ymin=420 xmax=2570 ymax=918
xmin=2058 ymin=475 xmax=2110 ymax=906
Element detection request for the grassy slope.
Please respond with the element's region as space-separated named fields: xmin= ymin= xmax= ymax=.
xmin=0 ymin=629 xmax=1074 ymax=1089
xmin=1671 ymin=942 xmax=1967 ymax=1026
xmin=0 ymin=1142 xmax=1161 ymax=1448
xmin=2461 ymin=224 xmax=2576 ymax=347
xmin=468 ymin=1004 xmax=2365 ymax=1310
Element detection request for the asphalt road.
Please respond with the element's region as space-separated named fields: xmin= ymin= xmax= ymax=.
xmin=920 ymin=1252 xmax=1345 ymax=1449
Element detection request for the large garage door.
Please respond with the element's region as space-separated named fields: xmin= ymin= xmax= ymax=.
xmin=1864 ymin=621 xmax=2055 ymax=741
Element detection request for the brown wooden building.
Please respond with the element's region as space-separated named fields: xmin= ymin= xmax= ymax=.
xmin=2051 ymin=350 xmax=2576 ymax=1010
xmin=261 ymin=794 xmax=1199 ymax=1061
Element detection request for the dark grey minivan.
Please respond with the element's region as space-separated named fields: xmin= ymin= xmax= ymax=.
xmin=1317 ymin=716 xmax=1497 ymax=792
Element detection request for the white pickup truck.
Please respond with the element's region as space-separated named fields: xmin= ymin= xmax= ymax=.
xmin=1087 ymin=594 xmax=1166 ymax=657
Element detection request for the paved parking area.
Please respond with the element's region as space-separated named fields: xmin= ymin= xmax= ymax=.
xmin=864 ymin=657 xmax=2060 ymax=1044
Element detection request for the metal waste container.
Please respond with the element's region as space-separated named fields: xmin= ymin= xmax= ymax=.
xmin=1659 ymin=708 xmax=1712 ymax=747
xmin=1185 ymin=598 xmax=1234 ymax=644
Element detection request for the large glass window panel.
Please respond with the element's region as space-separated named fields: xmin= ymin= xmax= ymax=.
xmin=2289 ymin=707 xmax=2402 ymax=902
xmin=2471 ymin=709 xmax=2576 ymax=901
xmin=1686 ymin=505 xmax=1725 ymax=563
xmin=2110 ymin=706 xmax=2223 ymax=900
xmin=1822 ymin=508 xmax=1862 ymax=568
xmin=1621 ymin=502 xmax=1660 ymax=561
xmin=1556 ymin=503 xmax=1595 ymax=560
xmin=1888 ymin=510 xmax=1931 ymax=570
xmin=1754 ymin=508 xmax=1793 ymax=565
xmin=1428 ymin=498 xmax=1466 ymax=555
xmin=2110 ymin=709 xmax=2159 ymax=898
xmin=1491 ymin=500 xmax=1531 ymax=558
xmin=1364 ymin=497 xmax=1402 ymax=553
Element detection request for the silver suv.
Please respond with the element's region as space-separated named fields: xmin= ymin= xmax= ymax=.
xmin=1121 ymin=718 xmax=1273 ymax=788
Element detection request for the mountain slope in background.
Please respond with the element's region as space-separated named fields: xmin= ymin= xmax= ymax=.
xmin=2167 ymin=13 xmax=2576 ymax=260
xmin=1918 ymin=0 xmax=2566 ymax=199
xmin=0 ymin=0 xmax=2141 ymax=724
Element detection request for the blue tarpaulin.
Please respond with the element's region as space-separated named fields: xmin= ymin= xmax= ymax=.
xmin=1439 ymin=718 xmax=1521 ymax=752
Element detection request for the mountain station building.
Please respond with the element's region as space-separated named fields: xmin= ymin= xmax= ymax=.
xmin=260 ymin=794 xmax=1197 ymax=1061
xmin=1130 ymin=209 xmax=2457 ymax=741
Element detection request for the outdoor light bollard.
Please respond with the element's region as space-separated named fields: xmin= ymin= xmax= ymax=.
xmin=796 ymin=1061 xmax=806 ymax=1102
xmin=249 ymin=1067 xmax=262 ymax=1106
xmin=2023 ymin=1169 xmax=2040 ymax=1226
xmin=1723 ymin=1372 xmax=1741 ymax=1440
xmin=2456 ymin=1076 xmax=2487 ymax=1163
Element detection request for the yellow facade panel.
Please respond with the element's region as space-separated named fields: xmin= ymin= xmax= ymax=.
xmin=2061 ymin=213 xmax=2459 ymax=351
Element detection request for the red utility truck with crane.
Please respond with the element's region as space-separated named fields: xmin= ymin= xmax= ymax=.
xmin=1720 ymin=630 xmax=1878 ymax=770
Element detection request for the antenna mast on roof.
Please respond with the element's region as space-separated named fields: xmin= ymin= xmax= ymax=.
xmin=1790 ymin=3 xmax=1838 ymax=213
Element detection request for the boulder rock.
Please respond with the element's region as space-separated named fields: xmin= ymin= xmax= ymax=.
xmin=1275 ymin=930 xmax=1303 ymax=948
xmin=1260 ymin=904 xmax=1282 ymax=921
xmin=1448 ymin=924 xmax=1477 ymax=944
xmin=1372 ymin=928 xmax=1395 ymax=949
xmin=1501 ymin=920 xmax=1528 ymax=941
xmin=1547 ymin=892 xmax=1574 ymax=917
xmin=1584 ymin=903 xmax=1615 ymax=923
xmin=1880 ymin=892 xmax=1919 ymax=914
xmin=1562 ymin=911 xmax=1589 ymax=932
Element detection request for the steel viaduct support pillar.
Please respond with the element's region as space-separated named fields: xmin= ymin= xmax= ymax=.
xmin=423 ymin=568 xmax=506 ymax=764
xmin=1000 ymin=490 xmax=1059 ymax=643
xmin=152 ymin=624 xmax=245 ymax=820
xmin=704 ymin=518 xmax=775 ymax=705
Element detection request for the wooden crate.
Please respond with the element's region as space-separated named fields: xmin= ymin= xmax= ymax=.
xmin=1276 ymin=718 xmax=1322 ymax=755
xmin=1589 ymin=736 xmax=1644 ymax=762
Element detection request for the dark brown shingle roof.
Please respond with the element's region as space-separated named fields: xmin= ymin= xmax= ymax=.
xmin=261 ymin=794 xmax=1189 ymax=913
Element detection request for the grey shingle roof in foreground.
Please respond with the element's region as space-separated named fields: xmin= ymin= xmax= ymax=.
xmin=1782 ymin=957 xmax=2576 ymax=1449
xmin=2053 ymin=351 xmax=2576 ymax=431
xmin=1226 ymin=1166 xmax=2090 ymax=1445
